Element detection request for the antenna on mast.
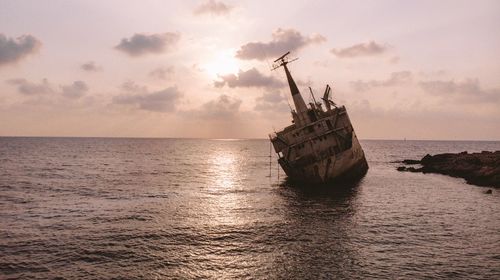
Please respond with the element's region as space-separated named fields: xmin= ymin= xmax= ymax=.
xmin=309 ymin=87 xmax=318 ymax=105
xmin=272 ymin=51 xmax=307 ymax=116
xmin=271 ymin=51 xmax=298 ymax=71
xmin=322 ymin=84 xmax=337 ymax=110
xmin=322 ymin=84 xmax=331 ymax=101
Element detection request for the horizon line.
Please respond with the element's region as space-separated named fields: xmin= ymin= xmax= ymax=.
xmin=1 ymin=135 xmax=499 ymax=142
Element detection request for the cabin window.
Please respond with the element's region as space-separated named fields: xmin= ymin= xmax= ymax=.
xmin=334 ymin=146 xmax=340 ymax=154
xmin=307 ymin=109 xmax=318 ymax=122
xmin=326 ymin=120 xmax=333 ymax=130
xmin=314 ymin=165 xmax=319 ymax=177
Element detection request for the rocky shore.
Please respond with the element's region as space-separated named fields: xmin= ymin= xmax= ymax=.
xmin=397 ymin=151 xmax=500 ymax=187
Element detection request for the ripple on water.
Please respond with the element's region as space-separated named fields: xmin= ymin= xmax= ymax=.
xmin=0 ymin=138 xmax=499 ymax=279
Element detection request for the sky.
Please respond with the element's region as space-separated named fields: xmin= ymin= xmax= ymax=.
xmin=1 ymin=0 xmax=499 ymax=140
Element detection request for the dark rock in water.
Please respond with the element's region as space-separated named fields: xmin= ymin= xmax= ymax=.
xmin=485 ymin=189 xmax=493 ymax=194
xmin=402 ymin=159 xmax=421 ymax=165
xmin=397 ymin=166 xmax=422 ymax=172
xmin=397 ymin=151 xmax=500 ymax=188
xmin=421 ymin=154 xmax=433 ymax=163
xmin=407 ymin=167 xmax=423 ymax=172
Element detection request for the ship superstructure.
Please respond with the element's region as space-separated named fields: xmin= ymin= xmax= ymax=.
xmin=269 ymin=52 xmax=368 ymax=184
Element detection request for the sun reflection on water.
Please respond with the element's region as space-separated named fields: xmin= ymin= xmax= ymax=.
xmin=208 ymin=150 xmax=237 ymax=188
xmin=203 ymin=147 xmax=247 ymax=226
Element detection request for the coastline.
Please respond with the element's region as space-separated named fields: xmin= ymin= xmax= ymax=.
xmin=397 ymin=151 xmax=500 ymax=188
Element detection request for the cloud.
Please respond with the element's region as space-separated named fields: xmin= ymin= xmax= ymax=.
xmin=389 ymin=56 xmax=400 ymax=64
xmin=149 ymin=66 xmax=174 ymax=80
xmin=7 ymin=78 xmax=91 ymax=100
xmin=194 ymin=0 xmax=232 ymax=16
xmin=350 ymin=71 xmax=412 ymax=91
xmin=419 ymin=78 xmax=500 ymax=103
xmin=418 ymin=70 xmax=447 ymax=79
xmin=257 ymin=91 xmax=285 ymax=104
xmin=6 ymin=78 xmax=53 ymax=95
xmin=80 ymin=61 xmax=101 ymax=72
xmin=331 ymin=41 xmax=387 ymax=58
xmin=214 ymin=67 xmax=284 ymax=88
xmin=0 ymin=34 xmax=42 ymax=66
xmin=112 ymin=84 xmax=183 ymax=112
xmin=61 ymin=81 xmax=89 ymax=99
xmin=254 ymin=92 xmax=290 ymax=112
xmin=120 ymin=80 xmax=148 ymax=93
xmin=236 ymin=28 xmax=326 ymax=61
xmin=189 ymin=94 xmax=242 ymax=119
xmin=114 ymin=33 xmax=180 ymax=57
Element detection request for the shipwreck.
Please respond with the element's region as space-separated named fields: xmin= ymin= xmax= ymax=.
xmin=269 ymin=52 xmax=368 ymax=184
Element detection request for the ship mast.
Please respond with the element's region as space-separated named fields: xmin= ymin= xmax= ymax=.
xmin=272 ymin=52 xmax=308 ymax=114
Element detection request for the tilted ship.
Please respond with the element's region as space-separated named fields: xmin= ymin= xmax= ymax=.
xmin=269 ymin=52 xmax=368 ymax=184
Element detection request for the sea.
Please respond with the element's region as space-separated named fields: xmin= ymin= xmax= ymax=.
xmin=1 ymin=137 xmax=499 ymax=279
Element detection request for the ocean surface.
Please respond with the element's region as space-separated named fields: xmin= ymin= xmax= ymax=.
xmin=1 ymin=137 xmax=499 ymax=279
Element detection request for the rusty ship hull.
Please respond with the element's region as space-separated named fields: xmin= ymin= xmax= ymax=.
xmin=269 ymin=52 xmax=368 ymax=184
xmin=271 ymin=106 xmax=368 ymax=184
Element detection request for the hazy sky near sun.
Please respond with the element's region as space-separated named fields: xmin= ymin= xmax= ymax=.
xmin=1 ymin=0 xmax=499 ymax=139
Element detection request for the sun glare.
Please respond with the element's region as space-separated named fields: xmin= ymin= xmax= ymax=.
xmin=203 ymin=51 xmax=239 ymax=78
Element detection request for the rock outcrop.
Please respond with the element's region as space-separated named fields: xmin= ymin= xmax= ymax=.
xmin=397 ymin=151 xmax=500 ymax=187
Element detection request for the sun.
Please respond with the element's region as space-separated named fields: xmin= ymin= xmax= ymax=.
xmin=203 ymin=50 xmax=239 ymax=78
